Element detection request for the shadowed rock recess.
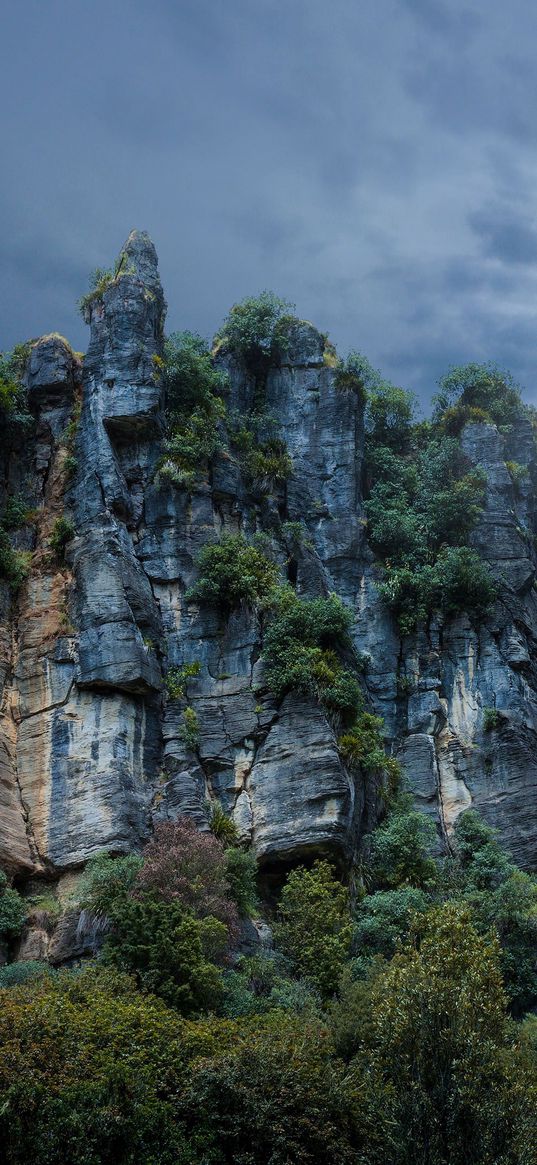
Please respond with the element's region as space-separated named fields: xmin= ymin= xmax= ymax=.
xmin=1 ymin=231 xmax=537 ymax=940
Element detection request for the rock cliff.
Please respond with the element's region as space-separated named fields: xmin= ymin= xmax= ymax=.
xmin=1 ymin=230 xmax=536 ymax=929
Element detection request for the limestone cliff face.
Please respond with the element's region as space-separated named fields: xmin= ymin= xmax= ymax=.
xmin=1 ymin=230 xmax=536 ymax=904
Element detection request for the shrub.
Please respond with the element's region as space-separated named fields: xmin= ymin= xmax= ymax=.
xmin=208 ymin=800 xmax=239 ymax=846
xmin=181 ymin=1012 xmax=363 ymax=1165
xmin=0 ymin=965 xmax=228 ymax=1164
xmin=0 ymin=960 xmax=52 ymax=988
xmin=366 ymin=381 xmax=416 ymax=453
xmin=0 ymin=344 xmax=32 ymax=432
xmin=224 ymin=847 xmax=258 ymax=916
xmin=274 ymin=860 xmax=352 ymax=998
xmin=483 ymin=706 xmax=503 ymax=731
xmin=0 ymin=529 xmax=30 ymax=589
xmin=3 ymin=495 xmax=29 ymax=530
xmin=77 ymin=852 xmax=143 ymax=920
xmin=77 ymin=267 xmax=114 ymax=319
xmin=230 ymin=415 xmax=293 ymax=488
xmin=78 ymin=253 xmax=135 ymax=321
xmin=434 ymin=361 xmax=525 ymax=429
xmin=334 ymin=350 xmax=383 ymax=398
xmin=378 ymin=548 xmax=496 ymax=636
xmin=187 ymin=533 xmax=280 ymax=611
xmin=0 ymin=871 xmax=27 ymax=939
xmin=353 ymin=886 xmax=430 ymax=960
xmin=104 ymin=895 xmax=224 ymax=1013
xmin=164 ymin=660 xmax=201 ymax=699
xmin=49 ymin=515 xmax=74 ymax=560
xmin=178 ymin=705 xmax=199 ymax=749
xmin=367 ymin=794 xmax=438 ymax=890
xmin=159 ymin=330 xmax=229 ymax=415
xmin=262 ymin=587 xmax=353 ymax=702
xmin=214 ymin=291 xmax=296 ymax=371
xmin=135 ymin=817 xmax=240 ymax=941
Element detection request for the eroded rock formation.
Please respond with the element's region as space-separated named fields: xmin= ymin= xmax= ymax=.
xmin=1 ymin=230 xmax=536 ymax=930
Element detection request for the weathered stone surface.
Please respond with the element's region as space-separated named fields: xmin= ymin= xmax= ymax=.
xmin=249 ymin=693 xmax=358 ymax=866
xmin=2 ymin=228 xmax=537 ymax=919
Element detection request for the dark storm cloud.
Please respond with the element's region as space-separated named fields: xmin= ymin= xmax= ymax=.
xmin=2 ymin=0 xmax=537 ymax=408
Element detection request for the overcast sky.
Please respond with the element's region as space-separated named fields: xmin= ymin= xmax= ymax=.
xmin=2 ymin=0 xmax=537 ymax=408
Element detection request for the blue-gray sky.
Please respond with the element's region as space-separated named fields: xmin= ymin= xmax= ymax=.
xmin=2 ymin=0 xmax=537 ymax=408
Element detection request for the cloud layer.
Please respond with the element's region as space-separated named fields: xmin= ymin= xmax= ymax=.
xmin=2 ymin=0 xmax=537 ymax=408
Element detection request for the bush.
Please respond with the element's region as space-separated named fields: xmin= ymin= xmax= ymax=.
xmin=77 ymin=852 xmax=143 ymax=920
xmin=78 ymin=253 xmax=135 ymax=321
xmin=49 ymin=516 xmax=74 ymax=560
xmin=334 ymin=350 xmax=383 ymax=398
xmin=0 ymin=960 xmax=52 ymax=988
xmin=0 ymin=871 xmax=27 ymax=939
xmin=208 ymin=800 xmax=239 ymax=846
xmin=483 ymin=706 xmax=503 ymax=731
xmin=104 ymin=895 xmax=224 ymax=1013
xmin=0 ymin=344 xmax=33 ymax=432
xmin=366 ymin=381 xmax=416 ymax=453
xmin=164 ymin=660 xmax=201 ymax=699
xmin=353 ymin=886 xmax=430 ymax=960
xmin=214 ymin=291 xmax=296 ymax=371
xmin=0 ymin=965 xmax=227 ymax=1164
xmin=187 ymin=533 xmax=280 ymax=611
xmin=262 ymin=587 xmax=353 ymax=703
xmin=434 ymin=362 xmax=525 ymax=429
xmin=135 ymin=817 xmax=240 ymax=941
xmin=224 ymin=847 xmax=258 ymax=916
xmin=378 ymin=548 xmax=496 ymax=636
xmin=274 ymin=860 xmax=352 ymax=998
xmin=230 ymin=414 xmax=293 ymax=489
xmin=0 ymin=528 xmax=30 ymax=589
xmin=367 ymin=794 xmax=438 ymax=890
xmin=178 ymin=705 xmax=199 ymax=749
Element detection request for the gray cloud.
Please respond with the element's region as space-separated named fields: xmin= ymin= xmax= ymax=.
xmin=2 ymin=0 xmax=537 ymax=407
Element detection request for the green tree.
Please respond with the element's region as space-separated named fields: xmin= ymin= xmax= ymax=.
xmin=104 ymin=895 xmax=224 ymax=1014
xmin=359 ymin=904 xmax=535 ymax=1165
xmin=367 ymin=794 xmax=438 ymax=890
xmin=275 ymin=860 xmax=352 ymax=998
xmin=0 ymin=871 xmax=26 ymax=939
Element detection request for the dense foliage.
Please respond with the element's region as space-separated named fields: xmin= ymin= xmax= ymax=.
xmin=214 ymin=290 xmax=296 ymax=372
xmin=0 ymin=870 xmax=27 ymax=940
xmin=1 ymin=800 xmax=536 ymax=1163
xmin=156 ymin=330 xmax=229 ymax=489
xmin=360 ymin=361 xmax=524 ymax=633
xmin=187 ymin=532 xmax=280 ymax=610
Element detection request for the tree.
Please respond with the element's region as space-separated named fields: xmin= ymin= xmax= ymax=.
xmin=135 ymin=817 xmax=240 ymax=942
xmin=275 ymin=860 xmax=352 ymax=998
xmin=104 ymin=894 xmax=224 ymax=1013
xmin=367 ymin=795 xmax=438 ymax=890
xmin=360 ymin=904 xmax=535 ymax=1165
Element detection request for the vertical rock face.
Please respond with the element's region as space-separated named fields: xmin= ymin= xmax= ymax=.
xmin=1 ymin=230 xmax=537 ymax=890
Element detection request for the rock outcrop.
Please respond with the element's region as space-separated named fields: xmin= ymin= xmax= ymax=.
xmin=1 ymin=229 xmax=537 ymax=916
